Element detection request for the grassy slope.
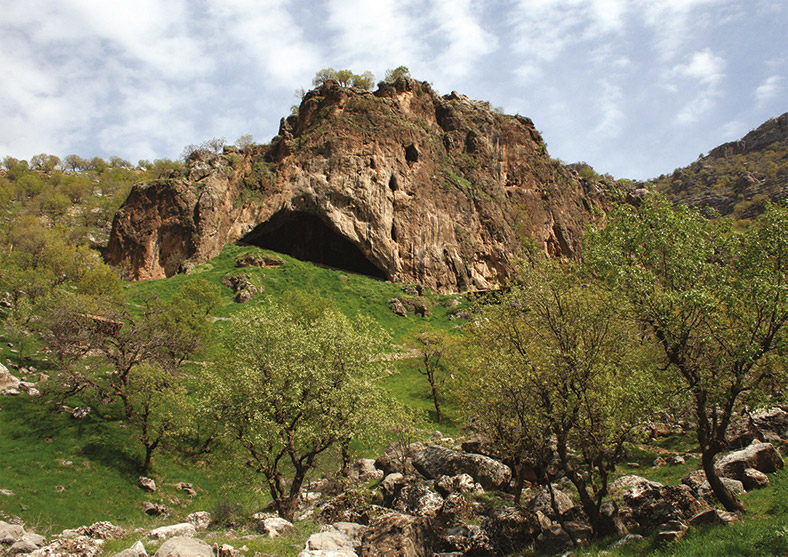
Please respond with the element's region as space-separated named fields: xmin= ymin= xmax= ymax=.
xmin=0 ymin=244 xmax=466 ymax=541
xmin=1 ymin=244 xmax=785 ymax=555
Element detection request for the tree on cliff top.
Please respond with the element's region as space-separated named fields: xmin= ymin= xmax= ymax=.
xmin=203 ymin=300 xmax=392 ymax=521
xmin=588 ymin=196 xmax=788 ymax=513
xmin=312 ymin=67 xmax=375 ymax=90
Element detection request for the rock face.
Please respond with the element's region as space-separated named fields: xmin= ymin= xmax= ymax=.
xmin=107 ymin=79 xmax=607 ymax=292
xmin=411 ymin=445 xmax=512 ymax=490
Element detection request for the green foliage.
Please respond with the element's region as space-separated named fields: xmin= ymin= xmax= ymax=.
xmin=312 ymin=68 xmax=375 ymax=90
xmin=384 ymin=65 xmax=411 ymax=82
xmin=203 ymin=300 xmax=393 ymax=519
xmin=588 ymin=196 xmax=788 ymax=511
xmin=457 ymin=259 xmax=662 ymax=531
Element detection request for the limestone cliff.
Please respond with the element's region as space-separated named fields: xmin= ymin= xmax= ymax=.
xmin=107 ymin=79 xmax=607 ymax=292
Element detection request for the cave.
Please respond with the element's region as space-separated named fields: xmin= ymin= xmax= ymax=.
xmin=239 ymin=211 xmax=388 ymax=279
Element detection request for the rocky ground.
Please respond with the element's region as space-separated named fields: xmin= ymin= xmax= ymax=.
xmin=1 ymin=400 xmax=786 ymax=556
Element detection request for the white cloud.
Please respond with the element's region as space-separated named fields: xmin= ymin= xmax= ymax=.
xmin=428 ymin=0 xmax=498 ymax=81
xmin=755 ymin=75 xmax=783 ymax=106
xmin=672 ymin=48 xmax=726 ymax=124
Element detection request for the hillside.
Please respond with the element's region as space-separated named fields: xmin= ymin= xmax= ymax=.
xmin=652 ymin=112 xmax=788 ymax=222
xmin=106 ymin=77 xmax=610 ymax=293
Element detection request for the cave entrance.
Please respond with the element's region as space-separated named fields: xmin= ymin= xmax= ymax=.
xmin=239 ymin=211 xmax=388 ymax=280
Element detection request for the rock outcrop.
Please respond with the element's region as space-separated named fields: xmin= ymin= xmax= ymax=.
xmin=107 ymin=79 xmax=608 ymax=292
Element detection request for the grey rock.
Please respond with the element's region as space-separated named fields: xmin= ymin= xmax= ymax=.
xmin=689 ymin=509 xmax=740 ymax=527
xmin=0 ymin=521 xmax=26 ymax=543
xmin=716 ymin=442 xmax=784 ymax=479
xmin=148 ymin=523 xmax=196 ymax=540
xmin=153 ymin=536 xmax=212 ymax=557
xmin=259 ymin=517 xmax=294 ymax=538
xmin=114 ymin=540 xmax=148 ymax=557
xmin=8 ymin=539 xmax=39 ymax=554
xmin=139 ymin=476 xmax=157 ymax=492
xmin=185 ymin=511 xmax=211 ymax=530
xmin=412 ymin=445 xmax=511 ymax=490
xmin=742 ymin=467 xmax=770 ymax=490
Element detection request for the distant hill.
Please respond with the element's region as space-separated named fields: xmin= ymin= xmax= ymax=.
xmin=652 ymin=112 xmax=787 ymax=222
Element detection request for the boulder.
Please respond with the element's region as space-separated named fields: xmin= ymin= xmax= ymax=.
xmin=742 ymin=468 xmax=770 ymax=490
xmin=437 ymin=525 xmax=494 ymax=555
xmin=9 ymin=539 xmax=40 ymax=554
xmin=434 ymin=474 xmax=482 ymax=496
xmin=689 ymin=509 xmax=740 ymax=527
xmin=153 ymin=536 xmax=212 ymax=557
xmin=0 ymin=363 xmax=20 ymax=394
xmin=376 ymin=442 xmax=424 ymax=476
xmin=360 ymin=512 xmax=435 ymax=557
xmin=411 ymin=446 xmax=511 ymax=490
xmin=114 ymin=540 xmax=148 ymax=557
xmin=349 ymin=458 xmax=384 ymax=483
xmin=482 ymin=506 xmax=537 ymax=555
xmin=302 ymin=522 xmax=366 ymax=555
xmin=716 ymin=442 xmax=784 ymax=479
xmin=259 ymin=517 xmax=294 ymax=538
xmin=139 ymin=476 xmax=156 ymax=492
xmin=726 ymin=406 xmax=788 ymax=447
xmin=31 ymin=535 xmax=104 ymax=556
xmin=697 ymin=477 xmax=745 ymax=505
xmin=0 ymin=521 xmax=26 ymax=544
xmin=438 ymin=493 xmax=475 ymax=525
xmin=75 ymin=521 xmax=126 ymax=540
xmin=524 ymin=485 xmax=574 ymax=518
xmin=616 ymin=476 xmax=706 ymax=533
xmin=148 ymin=524 xmax=196 ymax=540
xmin=393 ymin=484 xmax=444 ymax=517
xmin=185 ymin=511 xmax=211 ymax=530
xmin=143 ymin=502 xmax=169 ymax=516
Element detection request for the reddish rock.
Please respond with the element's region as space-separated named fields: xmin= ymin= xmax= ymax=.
xmin=107 ymin=80 xmax=608 ymax=293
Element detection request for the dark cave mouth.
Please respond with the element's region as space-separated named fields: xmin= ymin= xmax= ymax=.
xmin=238 ymin=211 xmax=388 ymax=280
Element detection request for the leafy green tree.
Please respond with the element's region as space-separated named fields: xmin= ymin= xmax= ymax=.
xmin=63 ymin=154 xmax=89 ymax=171
xmin=384 ymin=65 xmax=411 ymax=82
xmin=43 ymin=280 xmax=220 ymax=471
xmin=408 ymin=329 xmax=452 ymax=424
xmin=204 ymin=302 xmax=390 ymax=520
xmin=312 ymin=68 xmax=375 ymax=90
xmin=457 ymin=260 xmax=660 ymax=536
xmin=588 ymin=196 xmax=788 ymax=512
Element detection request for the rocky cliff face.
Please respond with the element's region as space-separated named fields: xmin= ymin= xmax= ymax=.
xmin=107 ymin=79 xmax=607 ymax=292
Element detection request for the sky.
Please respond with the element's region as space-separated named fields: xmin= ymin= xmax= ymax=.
xmin=0 ymin=0 xmax=785 ymax=180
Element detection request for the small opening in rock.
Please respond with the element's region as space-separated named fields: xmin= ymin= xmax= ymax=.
xmin=389 ymin=174 xmax=398 ymax=191
xmin=391 ymin=224 xmax=397 ymax=242
xmin=369 ymin=157 xmax=376 ymax=169
xmin=405 ymin=144 xmax=419 ymax=163
xmin=238 ymin=211 xmax=387 ymax=279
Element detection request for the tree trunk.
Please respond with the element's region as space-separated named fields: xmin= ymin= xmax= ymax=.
xmin=701 ymin=450 xmax=745 ymax=513
xmin=141 ymin=444 xmax=154 ymax=473
xmin=431 ymin=383 xmax=442 ymax=424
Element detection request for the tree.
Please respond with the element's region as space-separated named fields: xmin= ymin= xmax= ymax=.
xmin=408 ymin=329 xmax=451 ymax=424
xmin=588 ymin=196 xmax=788 ymax=512
xmin=312 ymin=68 xmax=375 ymax=90
xmin=384 ymin=65 xmax=411 ymax=83
xmin=43 ymin=279 xmax=220 ymax=471
xmin=457 ymin=260 xmax=660 ymax=536
xmin=234 ymin=134 xmax=254 ymax=150
xmin=204 ymin=301 xmax=390 ymax=520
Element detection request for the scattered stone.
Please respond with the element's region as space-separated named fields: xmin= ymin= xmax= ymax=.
xmin=0 ymin=520 xmax=26 ymax=544
xmin=9 ymin=539 xmax=40 ymax=554
xmin=435 ymin=473 xmax=482 ymax=496
xmin=0 ymin=362 xmax=20 ymax=395
xmin=716 ymin=441 xmax=784 ymax=479
xmin=222 ymin=274 xmax=260 ymax=303
xmin=524 ymin=485 xmax=574 ymax=517
xmin=388 ymin=298 xmax=408 ymax=317
xmin=652 ymin=456 xmax=666 ymax=467
xmin=259 ymin=517 xmax=294 ymax=538
xmin=0 ymin=489 xmax=15 ymax=497
xmin=360 ymin=512 xmax=434 ymax=557
xmin=139 ymin=476 xmax=157 ymax=492
xmin=75 ymin=521 xmax=126 ymax=540
xmin=375 ymin=442 xmax=424 ymax=476
xmin=32 ymin=534 xmax=104 ymax=556
xmin=689 ymin=509 xmax=740 ymax=527
xmin=186 ymin=511 xmax=211 ymax=530
xmin=667 ymin=455 xmax=685 ymax=465
xmin=302 ymin=522 xmax=366 ymax=555
xmin=742 ymin=468 xmax=770 ymax=490
xmin=439 ymin=524 xmax=494 ymax=555
xmin=153 ymin=536 xmax=212 ymax=557
xmin=697 ymin=477 xmax=745 ymax=505
xmin=393 ymin=484 xmax=444 ymax=517
xmin=214 ymin=543 xmax=241 ymax=557
xmin=608 ymin=534 xmax=645 ymax=549
xmin=143 ymin=502 xmax=169 ymax=516
xmin=148 ymin=523 xmax=196 ymax=540
xmin=412 ymin=445 xmax=512 ymax=490
xmin=71 ymin=406 xmax=91 ymax=419
xmin=114 ymin=540 xmax=148 ymax=557
xmin=235 ymin=253 xmax=283 ymax=268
